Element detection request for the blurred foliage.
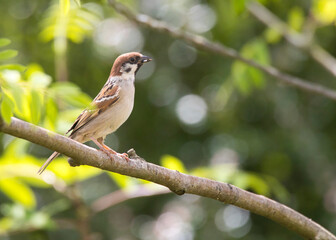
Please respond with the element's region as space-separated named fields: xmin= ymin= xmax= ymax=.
xmin=0 ymin=36 xmax=280 ymax=238
xmin=0 ymin=0 xmax=336 ymax=239
xmin=232 ymin=38 xmax=269 ymax=95
xmin=40 ymin=0 xmax=101 ymax=44
xmin=313 ymin=0 xmax=336 ymax=24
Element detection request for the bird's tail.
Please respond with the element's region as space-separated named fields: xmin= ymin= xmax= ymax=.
xmin=37 ymin=151 xmax=60 ymax=174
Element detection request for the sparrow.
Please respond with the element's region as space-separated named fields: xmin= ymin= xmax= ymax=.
xmin=38 ymin=52 xmax=152 ymax=174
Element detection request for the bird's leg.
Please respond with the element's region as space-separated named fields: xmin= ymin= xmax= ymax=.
xmin=91 ymin=137 xmax=129 ymax=161
xmin=95 ymin=137 xmax=117 ymax=154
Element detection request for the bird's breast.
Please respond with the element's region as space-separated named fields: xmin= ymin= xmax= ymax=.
xmin=75 ymin=79 xmax=135 ymax=142
xmin=107 ymin=83 xmax=135 ymax=129
xmin=99 ymin=81 xmax=135 ymax=134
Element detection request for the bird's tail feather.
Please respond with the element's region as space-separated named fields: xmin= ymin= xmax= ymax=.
xmin=38 ymin=151 xmax=60 ymax=174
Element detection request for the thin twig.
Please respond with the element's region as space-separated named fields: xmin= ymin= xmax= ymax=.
xmin=49 ymin=180 xmax=93 ymax=239
xmin=67 ymin=185 xmax=92 ymax=240
xmin=0 ymin=117 xmax=335 ymax=240
xmin=108 ymin=0 xmax=336 ymax=101
xmin=247 ymin=1 xmax=336 ymax=78
xmin=91 ymin=185 xmax=170 ymax=213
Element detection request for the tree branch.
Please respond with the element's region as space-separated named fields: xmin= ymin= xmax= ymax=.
xmin=247 ymin=1 xmax=336 ymax=78
xmin=91 ymin=185 xmax=170 ymax=213
xmin=108 ymin=0 xmax=336 ymax=101
xmin=0 ymin=117 xmax=335 ymax=239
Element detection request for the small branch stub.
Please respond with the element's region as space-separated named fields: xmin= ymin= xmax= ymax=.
xmin=127 ymin=148 xmax=141 ymax=160
xmin=68 ymin=158 xmax=81 ymax=167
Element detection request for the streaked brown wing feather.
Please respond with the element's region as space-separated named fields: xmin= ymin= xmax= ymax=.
xmin=67 ymin=84 xmax=121 ymax=136
xmin=94 ymin=84 xmax=120 ymax=111
xmin=66 ymin=109 xmax=98 ymax=135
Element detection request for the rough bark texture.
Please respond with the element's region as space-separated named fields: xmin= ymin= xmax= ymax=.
xmin=0 ymin=117 xmax=335 ymax=240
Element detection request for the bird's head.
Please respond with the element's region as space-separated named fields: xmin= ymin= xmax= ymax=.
xmin=110 ymin=52 xmax=152 ymax=77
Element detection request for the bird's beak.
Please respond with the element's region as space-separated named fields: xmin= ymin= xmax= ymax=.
xmin=140 ymin=55 xmax=152 ymax=63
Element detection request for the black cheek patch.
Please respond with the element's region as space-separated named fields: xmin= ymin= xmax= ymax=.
xmin=125 ymin=68 xmax=131 ymax=73
xmin=135 ymin=63 xmax=143 ymax=75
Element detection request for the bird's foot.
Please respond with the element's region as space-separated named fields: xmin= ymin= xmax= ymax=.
xmin=99 ymin=148 xmax=129 ymax=161
xmin=116 ymin=152 xmax=130 ymax=161
xmin=90 ymin=137 xmax=129 ymax=161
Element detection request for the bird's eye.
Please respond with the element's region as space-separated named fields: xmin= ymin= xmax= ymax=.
xmin=130 ymin=57 xmax=136 ymax=63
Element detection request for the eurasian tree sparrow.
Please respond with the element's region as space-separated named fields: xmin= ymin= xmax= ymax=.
xmin=38 ymin=52 xmax=152 ymax=174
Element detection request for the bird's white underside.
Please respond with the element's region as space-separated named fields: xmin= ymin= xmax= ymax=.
xmin=74 ymin=75 xmax=135 ymax=143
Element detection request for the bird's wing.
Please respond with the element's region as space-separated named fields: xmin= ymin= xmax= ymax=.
xmin=67 ymin=83 xmax=121 ymax=136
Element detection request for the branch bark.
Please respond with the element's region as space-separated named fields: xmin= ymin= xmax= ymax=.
xmin=108 ymin=0 xmax=336 ymax=101
xmin=0 ymin=117 xmax=335 ymax=240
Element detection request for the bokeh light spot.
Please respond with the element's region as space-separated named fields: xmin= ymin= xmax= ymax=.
xmin=215 ymin=206 xmax=251 ymax=238
xmin=187 ymin=4 xmax=217 ymax=33
xmin=94 ymin=19 xmax=144 ymax=56
xmin=168 ymin=41 xmax=197 ymax=68
xmin=176 ymin=94 xmax=207 ymax=125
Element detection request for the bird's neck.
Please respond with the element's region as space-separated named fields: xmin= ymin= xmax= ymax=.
xmin=120 ymin=71 xmax=136 ymax=82
xmin=106 ymin=74 xmax=135 ymax=86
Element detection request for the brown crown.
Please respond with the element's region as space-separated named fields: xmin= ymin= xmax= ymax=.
xmin=110 ymin=52 xmax=143 ymax=76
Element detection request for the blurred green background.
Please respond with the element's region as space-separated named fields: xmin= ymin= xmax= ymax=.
xmin=1 ymin=0 xmax=336 ymax=239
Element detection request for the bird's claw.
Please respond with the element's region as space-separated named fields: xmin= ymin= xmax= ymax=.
xmin=116 ymin=152 xmax=130 ymax=161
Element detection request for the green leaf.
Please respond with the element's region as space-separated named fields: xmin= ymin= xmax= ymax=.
xmin=190 ymin=167 xmax=211 ymax=178
xmin=48 ymin=160 xmax=101 ymax=183
xmin=25 ymin=63 xmax=44 ymax=79
xmin=0 ymin=203 xmax=54 ymax=231
xmin=0 ymin=50 xmax=18 ymax=60
xmin=28 ymin=72 xmax=52 ymax=88
xmin=264 ymin=28 xmax=282 ymax=44
xmin=191 ymin=164 xmax=236 ymax=182
xmin=51 ymin=82 xmax=92 ymax=107
xmin=41 ymin=199 xmax=71 ymax=216
xmin=0 ymin=38 xmax=11 ymax=47
xmin=74 ymin=0 xmax=81 ymax=7
xmin=63 ymin=92 xmax=92 ymax=108
xmin=0 ymin=178 xmax=36 ymax=208
xmin=108 ymin=172 xmax=135 ymax=189
xmin=60 ymin=0 xmax=70 ymax=15
xmin=241 ymin=39 xmax=270 ymax=65
xmin=40 ymin=1 xmax=102 ymax=44
xmin=45 ymin=97 xmax=58 ymax=131
xmin=248 ymin=67 xmax=264 ymax=88
xmin=161 ymin=155 xmax=187 ymax=173
xmin=1 ymin=92 xmax=14 ymax=124
xmin=0 ymin=216 xmax=12 ymax=234
xmin=232 ymin=39 xmax=270 ymax=95
xmin=288 ymin=7 xmax=304 ymax=31
xmin=51 ymin=82 xmax=81 ymax=95
xmin=232 ymin=63 xmax=250 ymax=95
xmin=29 ymin=212 xmax=51 ymax=228
xmin=0 ymin=163 xmax=49 ymax=188
xmin=0 ymin=138 xmax=30 ymax=159
xmin=7 ymin=83 xmax=24 ymax=117
xmin=29 ymin=89 xmax=42 ymax=124
xmin=0 ymin=64 xmax=26 ymax=72
xmin=233 ymin=0 xmax=246 ymax=14
xmin=312 ymin=0 xmax=336 ymax=25
xmin=263 ymin=175 xmax=289 ymax=203
xmin=7 ymin=85 xmax=31 ymax=121
xmin=233 ymin=172 xmax=269 ymax=195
